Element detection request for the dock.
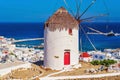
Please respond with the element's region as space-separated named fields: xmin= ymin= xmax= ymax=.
xmin=13 ymin=38 xmax=44 ymax=43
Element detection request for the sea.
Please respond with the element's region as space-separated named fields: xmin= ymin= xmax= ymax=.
xmin=0 ymin=22 xmax=120 ymax=51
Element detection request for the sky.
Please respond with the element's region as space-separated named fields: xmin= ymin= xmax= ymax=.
xmin=0 ymin=0 xmax=120 ymax=22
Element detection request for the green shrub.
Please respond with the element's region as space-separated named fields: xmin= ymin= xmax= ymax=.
xmin=90 ymin=60 xmax=100 ymax=65
xmin=10 ymin=52 xmax=14 ymax=55
xmin=90 ymin=59 xmax=117 ymax=67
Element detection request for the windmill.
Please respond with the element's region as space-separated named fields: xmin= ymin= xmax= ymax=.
xmin=43 ymin=0 xmax=109 ymax=70
xmin=63 ymin=0 xmax=109 ymax=51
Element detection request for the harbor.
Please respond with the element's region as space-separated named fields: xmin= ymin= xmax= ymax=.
xmin=0 ymin=35 xmax=120 ymax=64
xmin=0 ymin=36 xmax=44 ymax=64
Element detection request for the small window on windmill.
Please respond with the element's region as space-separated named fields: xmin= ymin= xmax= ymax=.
xmin=68 ymin=28 xmax=72 ymax=35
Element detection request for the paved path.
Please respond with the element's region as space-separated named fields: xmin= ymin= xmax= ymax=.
xmin=0 ymin=62 xmax=31 ymax=76
xmin=40 ymin=72 xmax=120 ymax=80
xmin=46 ymin=70 xmax=65 ymax=77
xmin=0 ymin=61 xmax=25 ymax=69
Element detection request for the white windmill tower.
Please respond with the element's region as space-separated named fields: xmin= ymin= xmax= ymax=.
xmin=44 ymin=7 xmax=79 ymax=70
xmin=44 ymin=0 xmax=109 ymax=70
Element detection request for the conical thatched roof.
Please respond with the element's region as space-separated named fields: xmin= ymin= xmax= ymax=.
xmin=45 ymin=7 xmax=79 ymax=31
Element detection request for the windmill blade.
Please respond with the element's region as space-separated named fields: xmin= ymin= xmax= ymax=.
xmin=75 ymin=0 xmax=82 ymax=19
xmin=79 ymin=24 xmax=83 ymax=52
xmin=75 ymin=0 xmax=80 ymax=19
xmin=81 ymin=13 xmax=109 ymax=21
xmin=102 ymin=0 xmax=109 ymax=13
xmin=63 ymin=0 xmax=75 ymax=16
xmin=87 ymin=27 xmax=105 ymax=34
xmin=80 ymin=25 xmax=97 ymax=51
xmin=78 ymin=0 xmax=97 ymax=19
xmin=81 ymin=19 xmax=92 ymax=22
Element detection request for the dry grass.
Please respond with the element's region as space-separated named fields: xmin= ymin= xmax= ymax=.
xmin=39 ymin=66 xmax=59 ymax=77
xmin=2 ymin=64 xmax=43 ymax=80
xmin=2 ymin=62 xmax=120 ymax=80
xmin=9 ymin=69 xmax=41 ymax=79
xmin=53 ymin=62 xmax=103 ymax=77
xmin=1 ymin=64 xmax=58 ymax=79
xmin=51 ymin=62 xmax=120 ymax=80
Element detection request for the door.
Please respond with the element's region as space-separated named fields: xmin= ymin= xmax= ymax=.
xmin=64 ymin=52 xmax=70 ymax=65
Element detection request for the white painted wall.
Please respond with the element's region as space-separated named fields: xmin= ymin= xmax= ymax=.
xmin=80 ymin=57 xmax=92 ymax=62
xmin=44 ymin=28 xmax=79 ymax=70
xmin=0 ymin=63 xmax=31 ymax=76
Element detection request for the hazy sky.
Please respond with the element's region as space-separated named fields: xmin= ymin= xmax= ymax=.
xmin=0 ymin=0 xmax=119 ymax=22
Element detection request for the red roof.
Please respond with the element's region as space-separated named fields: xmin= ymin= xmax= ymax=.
xmin=80 ymin=52 xmax=90 ymax=58
xmin=0 ymin=38 xmax=3 ymax=40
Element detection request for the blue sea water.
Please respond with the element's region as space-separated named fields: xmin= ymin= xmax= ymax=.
xmin=81 ymin=22 xmax=120 ymax=51
xmin=0 ymin=23 xmax=44 ymax=46
xmin=0 ymin=22 xmax=120 ymax=51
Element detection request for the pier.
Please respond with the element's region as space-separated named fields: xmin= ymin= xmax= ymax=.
xmin=13 ymin=38 xmax=44 ymax=43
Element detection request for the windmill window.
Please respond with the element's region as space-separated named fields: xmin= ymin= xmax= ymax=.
xmin=68 ymin=29 xmax=72 ymax=35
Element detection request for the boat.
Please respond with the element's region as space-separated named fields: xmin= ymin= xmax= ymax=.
xmin=87 ymin=27 xmax=120 ymax=37
xmin=106 ymin=30 xmax=115 ymax=36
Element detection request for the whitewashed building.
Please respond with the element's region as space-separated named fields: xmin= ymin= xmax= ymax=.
xmin=44 ymin=7 xmax=79 ymax=70
xmin=79 ymin=52 xmax=92 ymax=62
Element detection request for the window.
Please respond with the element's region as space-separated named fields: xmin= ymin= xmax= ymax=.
xmin=99 ymin=56 xmax=103 ymax=60
xmin=68 ymin=28 xmax=72 ymax=35
xmin=95 ymin=55 xmax=98 ymax=58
